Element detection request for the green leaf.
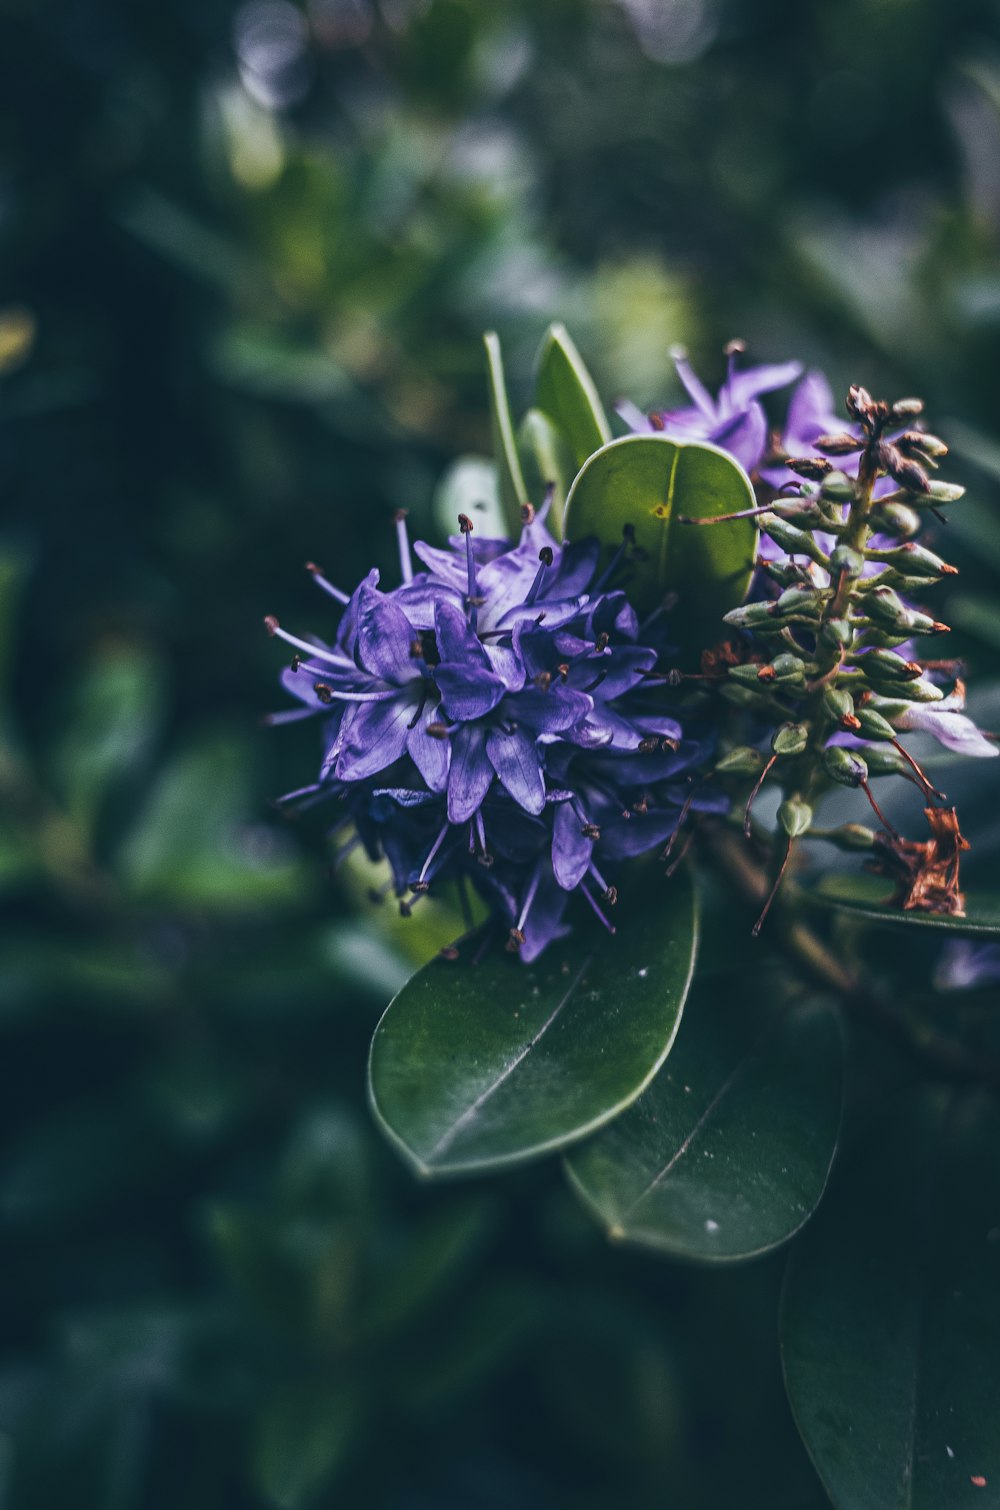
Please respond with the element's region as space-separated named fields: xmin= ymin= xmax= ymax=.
xmin=565 ymin=996 xmax=842 ymax=1262
xmin=483 ymin=330 xmax=528 ymax=534
xmin=253 ymin=1384 xmax=359 ymax=1509
xmin=781 ymin=1088 xmax=1000 ymax=1510
xmin=432 ymin=454 xmax=507 ymax=542
xmin=807 ymin=872 xmax=1000 ymax=936
xmin=518 ymin=406 xmax=576 ymax=537
xmin=533 ymin=322 xmax=611 ymax=468
xmin=563 ymin=434 xmax=757 ymax=655
xmin=368 ymin=872 xmax=698 ymax=1178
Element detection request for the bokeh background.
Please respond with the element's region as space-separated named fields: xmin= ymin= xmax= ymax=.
xmin=3 ymin=1 xmax=1000 ymax=1504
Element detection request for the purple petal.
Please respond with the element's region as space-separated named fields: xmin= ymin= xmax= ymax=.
xmin=434 ymin=601 xmax=507 ymax=720
xmin=615 ymin=398 xmax=656 ymax=433
xmin=724 ymin=359 xmax=802 ymax=408
xmin=486 ymin=727 xmax=545 ymax=814
xmin=356 ymin=585 xmax=420 ymax=685
xmin=672 ymin=353 xmax=716 ymax=418
xmin=505 ymin=685 xmax=593 ymax=734
xmin=711 ymin=402 xmax=767 ymax=473
xmin=519 ymin=864 xmax=573 ymax=963
xmin=447 ymin=725 xmax=494 ymax=823
xmin=333 ymin=693 xmax=413 ymax=780
xmin=552 ymin=801 xmax=593 ymax=890
xmin=407 ymin=718 xmax=451 ymax=792
xmin=898 ymin=709 xmax=998 ymax=758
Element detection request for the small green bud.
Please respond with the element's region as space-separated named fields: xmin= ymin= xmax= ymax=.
xmin=823 ymin=686 xmax=855 ymax=722
xmin=778 ymin=798 xmax=813 ymax=838
xmin=854 ymin=707 xmax=896 ymax=741
xmin=864 ymin=628 xmax=915 ymax=650
xmin=715 ymin=745 xmax=765 ymax=776
xmin=928 ymin=480 xmax=965 ymax=503
xmin=819 ymin=618 xmax=853 ymax=651
xmin=823 ymin=746 xmax=868 ymax=787
xmin=858 ymin=648 xmax=923 ymax=683
xmin=772 ymin=722 xmax=809 ymax=757
xmin=775 ymin=586 xmax=822 ymax=620
xmin=829 ymin=545 xmax=866 ymax=579
xmin=768 ymin=652 xmax=807 ymax=684
xmin=860 ymin=585 xmax=910 ymax=628
xmin=869 ymin=503 xmax=922 ymax=539
xmin=891 ymin=397 xmax=924 ymax=419
xmin=720 ymin=681 xmax=768 ymax=708
xmin=729 ymin=662 xmax=767 ymax=685
xmin=891 ymin=676 xmax=944 ymax=704
xmin=827 ymin=822 xmax=877 ymax=852
xmin=820 ymin=471 xmax=855 ymax=502
xmin=723 ymin=601 xmax=778 ymax=630
xmin=863 ymin=746 xmax=908 ymax=777
xmin=761 ymin=514 xmax=824 ymax=558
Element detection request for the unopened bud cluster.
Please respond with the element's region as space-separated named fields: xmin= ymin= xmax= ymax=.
xmin=716 ymin=384 xmax=974 ymax=913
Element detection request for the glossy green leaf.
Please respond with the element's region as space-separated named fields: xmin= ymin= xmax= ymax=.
xmin=563 ymin=434 xmax=757 ymax=652
xmin=368 ymin=872 xmax=698 ymax=1178
xmin=807 ymin=872 xmax=1000 ymax=936
xmin=519 ymin=406 xmax=576 ymax=536
xmin=781 ymin=1088 xmax=1000 ymax=1510
xmin=534 ymin=322 xmax=611 ymax=468
xmin=565 ymin=996 xmax=842 ymax=1262
xmin=483 ymin=330 xmax=528 ymax=533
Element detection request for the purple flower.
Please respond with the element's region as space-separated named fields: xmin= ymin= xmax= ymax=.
xmin=891 ymin=684 xmax=997 ymax=759
xmin=935 ymin=941 xmax=1000 ymax=990
xmin=618 ymin=344 xmax=801 ymax=474
xmin=267 ymin=506 xmax=710 ymax=960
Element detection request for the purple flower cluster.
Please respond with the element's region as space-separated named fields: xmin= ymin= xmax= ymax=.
xmin=267 ymin=504 xmax=716 ymax=960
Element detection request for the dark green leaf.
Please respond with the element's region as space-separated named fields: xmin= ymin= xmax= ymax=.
xmin=563 ymin=434 xmax=757 ymax=653
xmin=483 ymin=330 xmax=528 ymax=533
xmin=533 ymin=322 xmax=611 ymax=469
xmin=781 ymin=1088 xmax=1000 ymax=1510
xmin=565 ymin=996 xmax=842 ymax=1262
xmin=253 ymin=1384 xmax=359 ymax=1509
xmin=806 ymin=872 xmax=1000 ymax=936
xmin=368 ymin=872 xmax=698 ymax=1178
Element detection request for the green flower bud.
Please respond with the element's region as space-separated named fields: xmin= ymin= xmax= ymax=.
xmin=715 ymin=745 xmax=765 ymax=775
xmin=928 ymin=481 xmax=965 ymax=503
xmin=761 ymin=514 xmax=824 ymax=559
xmin=823 ymin=686 xmax=855 ymax=722
xmin=860 ymin=586 xmax=909 ymax=627
xmin=854 ymin=707 xmax=896 ymax=741
xmin=819 ymin=618 xmax=853 ymax=651
xmin=820 ymin=471 xmax=855 ymax=502
xmin=772 ymin=722 xmax=809 ymax=757
xmin=768 ymin=652 xmax=807 ymax=684
xmin=863 ymin=746 xmax=908 ymax=777
xmin=823 ymin=746 xmax=868 ymax=787
xmin=826 ymin=823 xmax=877 ymax=851
xmin=895 ymin=677 xmax=944 ymax=704
xmin=868 ymin=503 xmax=922 ymax=540
xmin=723 ymin=601 xmax=777 ymax=630
xmin=729 ymin=662 xmax=767 ymax=685
xmin=864 ymin=628 xmax=915 ymax=650
xmin=829 ymin=545 xmax=866 ymax=580
xmin=775 ymin=586 xmax=822 ymax=620
xmin=871 ymin=542 xmax=957 ymax=579
xmin=778 ymin=798 xmax=813 ymax=838
xmin=858 ymin=648 xmax=923 ymax=683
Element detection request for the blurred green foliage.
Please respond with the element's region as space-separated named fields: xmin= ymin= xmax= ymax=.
xmin=3 ymin=0 xmax=1000 ymax=1502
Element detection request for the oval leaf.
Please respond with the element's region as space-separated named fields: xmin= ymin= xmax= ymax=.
xmin=563 ymin=434 xmax=757 ymax=654
xmin=807 ymin=872 xmax=1000 ymax=937
xmin=781 ymin=1088 xmax=1000 ymax=1510
xmin=368 ymin=873 xmax=698 ymax=1178
xmin=534 ymin=322 xmax=611 ymax=469
xmin=483 ymin=330 xmax=528 ymax=534
xmin=565 ymin=996 xmax=842 ymax=1262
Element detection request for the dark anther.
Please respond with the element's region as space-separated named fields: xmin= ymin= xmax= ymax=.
xmin=841 ymin=712 xmax=862 ymax=731
xmin=621 ymin=808 xmax=632 ymax=820
xmin=520 ymin=502 xmax=535 ymax=524
xmin=410 ymin=635 xmax=424 ymax=659
xmin=477 ymin=851 xmax=494 ymax=869
xmin=505 ymin=928 xmax=525 ymax=953
xmin=466 ymin=594 xmax=486 ymax=607
xmin=605 ymin=886 xmax=619 ymax=906
xmin=534 ymin=671 xmax=552 ymax=691
xmin=305 ymin=562 xmax=322 ymax=575
xmin=538 ymin=546 xmax=554 ymax=567
xmin=264 ymin=615 xmax=280 ymax=635
xmin=290 ymin=654 xmax=302 ymax=671
xmin=313 ymin=682 xmax=334 ymax=704
xmin=557 ymin=663 xmax=570 ymax=681
xmin=394 ymin=508 xmax=408 ymax=523
xmin=649 ymin=411 xmax=665 ymax=431
xmin=439 ymin=945 xmax=460 ymax=961
xmin=581 ymin=823 xmax=601 ymax=839
xmin=661 ymin=737 xmax=680 ymax=752
xmin=633 ymin=796 xmax=648 ymax=815
xmin=757 ymin=664 xmax=776 ymax=683
xmin=638 ymin=736 xmax=660 ymax=753
xmin=458 ymin=513 xmax=474 ymax=534
xmin=426 ymin=721 xmax=450 ymax=740
xmin=724 ymin=337 xmax=747 ymax=356
xmin=596 ymin=632 xmax=610 ymax=652
xmin=410 ymin=881 xmax=430 ymax=894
